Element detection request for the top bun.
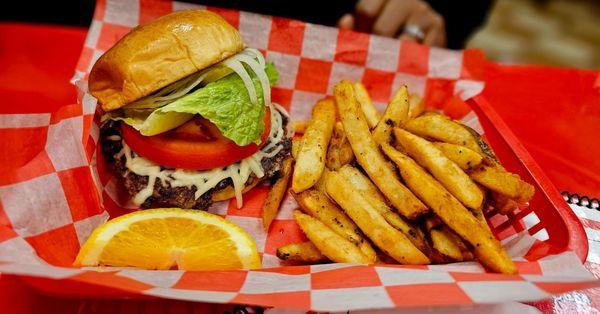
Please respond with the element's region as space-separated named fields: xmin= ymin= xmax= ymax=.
xmin=89 ymin=10 xmax=244 ymax=111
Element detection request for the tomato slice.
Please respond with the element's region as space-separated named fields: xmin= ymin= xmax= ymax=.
xmin=121 ymin=108 xmax=271 ymax=170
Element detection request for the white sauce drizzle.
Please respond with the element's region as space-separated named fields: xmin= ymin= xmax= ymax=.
xmin=110 ymin=104 xmax=287 ymax=208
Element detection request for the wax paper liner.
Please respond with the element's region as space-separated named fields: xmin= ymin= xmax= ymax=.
xmin=0 ymin=0 xmax=597 ymax=311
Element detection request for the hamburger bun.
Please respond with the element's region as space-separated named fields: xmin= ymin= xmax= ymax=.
xmin=89 ymin=9 xmax=244 ymax=112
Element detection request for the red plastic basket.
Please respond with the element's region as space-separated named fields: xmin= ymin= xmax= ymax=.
xmin=467 ymin=95 xmax=587 ymax=261
xmin=16 ymin=94 xmax=588 ymax=299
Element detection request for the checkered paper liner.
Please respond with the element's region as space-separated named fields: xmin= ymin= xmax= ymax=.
xmin=0 ymin=0 xmax=597 ymax=311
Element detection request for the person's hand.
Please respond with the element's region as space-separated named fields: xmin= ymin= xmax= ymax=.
xmin=338 ymin=0 xmax=447 ymax=47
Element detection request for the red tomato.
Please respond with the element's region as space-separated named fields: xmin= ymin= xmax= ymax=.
xmin=121 ymin=108 xmax=271 ymax=170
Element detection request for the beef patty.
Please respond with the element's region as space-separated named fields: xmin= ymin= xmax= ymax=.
xmin=100 ymin=117 xmax=291 ymax=210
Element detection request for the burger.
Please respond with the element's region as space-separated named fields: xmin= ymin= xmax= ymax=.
xmin=90 ymin=10 xmax=291 ymax=210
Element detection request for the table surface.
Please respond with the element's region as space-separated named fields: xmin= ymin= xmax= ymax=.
xmin=1 ymin=22 xmax=598 ymax=314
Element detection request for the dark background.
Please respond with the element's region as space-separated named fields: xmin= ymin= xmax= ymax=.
xmin=0 ymin=0 xmax=492 ymax=49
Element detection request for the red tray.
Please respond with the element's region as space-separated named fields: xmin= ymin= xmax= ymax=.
xmin=16 ymin=94 xmax=588 ymax=298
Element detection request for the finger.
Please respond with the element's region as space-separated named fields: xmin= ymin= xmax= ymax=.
xmin=355 ymin=0 xmax=387 ymax=32
xmin=372 ymin=0 xmax=415 ymax=37
xmin=338 ymin=13 xmax=355 ymax=30
xmin=423 ymin=15 xmax=446 ymax=47
xmin=398 ymin=4 xmax=435 ymax=41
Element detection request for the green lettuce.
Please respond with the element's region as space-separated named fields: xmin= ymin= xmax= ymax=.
xmin=107 ymin=62 xmax=278 ymax=146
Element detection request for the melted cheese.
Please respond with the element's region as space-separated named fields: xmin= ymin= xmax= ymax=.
xmin=110 ymin=104 xmax=287 ymax=208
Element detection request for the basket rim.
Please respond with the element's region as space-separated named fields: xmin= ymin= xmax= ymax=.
xmin=468 ymin=94 xmax=588 ymax=263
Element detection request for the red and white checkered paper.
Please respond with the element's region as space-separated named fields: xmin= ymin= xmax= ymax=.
xmin=0 ymin=0 xmax=597 ymax=311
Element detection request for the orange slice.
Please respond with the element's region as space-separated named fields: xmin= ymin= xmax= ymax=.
xmin=74 ymin=208 xmax=261 ymax=270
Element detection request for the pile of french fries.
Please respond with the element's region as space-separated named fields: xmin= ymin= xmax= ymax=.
xmin=265 ymin=80 xmax=535 ymax=274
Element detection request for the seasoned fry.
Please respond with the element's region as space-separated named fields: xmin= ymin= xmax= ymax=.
xmin=352 ymin=82 xmax=381 ymax=129
xmin=429 ymin=229 xmax=463 ymax=262
xmin=292 ymin=189 xmax=377 ymax=262
xmin=326 ymin=122 xmax=355 ymax=170
xmin=336 ymin=165 xmax=430 ymax=255
xmin=372 ymin=86 xmax=409 ymax=145
xmin=313 ymin=168 xmax=331 ymax=194
xmin=408 ymin=93 xmax=425 ymax=119
xmin=463 ymin=124 xmax=497 ymax=159
xmin=433 ymin=142 xmax=483 ymax=171
xmin=425 ymin=217 xmax=473 ymax=262
xmin=469 ymin=158 xmax=535 ymax=203
xmin=472 ymin=186 xmax=493 ymax=234
xmin=334 ymin=81 xmax=427 ymax=219
xmin=404 ymin=113 xmax=480 ymax=152
xmin=472 ymin=205 xmax=493 ymax=234
xmin=325 ymin=170 xmax=430 ymax=265
xmin=490 ymin=191 xmax=519 ymax=215
xmin=277 ymin=241 xmax=328 ymax=264
xmin=292 ymin=120 xmax=309 ymax=134
xmin=395 ymin=128 xmax=484 ymax=210
xmin=291 ymin=138 xmax=301 ymax=159
xmin=292 ymin=98 xmax=336 ymax=193
xmin=262 ymin=157 xmax=293 ymax=231
xmin=293 ymin=210 xmax=371 ymax=263
xmin=381 ymin=143 xmax=516 ymax=274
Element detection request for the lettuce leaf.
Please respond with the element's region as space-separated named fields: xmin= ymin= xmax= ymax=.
xmin=107 ymin=62 xmax=278 ymax=146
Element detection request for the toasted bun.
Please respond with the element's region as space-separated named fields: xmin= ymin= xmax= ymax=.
xmin=211 ymin=178 xmax=262 ymax=202
xmin=89 ymin=10 xmax=244 ymax=112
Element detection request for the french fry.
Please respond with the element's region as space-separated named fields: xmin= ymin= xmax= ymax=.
xmin=325 ymin=170 xmax=430 ymax=265
xmin=326 ymin=122 xmax=355 ymax=170
xmin=334 ymin=81 xmax=428 ymax=219
xmin=469 ymin=158 xmax=535 ymax=203
xmin=293 ymin=210 xmax=372 ymax=264
xmin=313 ymin=168 xmax=331 ymax=194
xmin=472 ymin=205 xmax=493 ymax=234
xmin=408 ymin=93 xmax=425 ymax=119
xmin=372 ymin=86 xmax=409 ymax=145
xmin=425 ymin=217 xmax=473 ymax=262
xmin=490 ymin=191 xmax=519 ymax=215
xmin=292 ymin=120 xmax=309 ymax=134
xmin=472 ymin=187 xmax=493 ymax=234
xmin=404 ymin=113 xmax=481 ymax=152
xmin=292 ymin=188 xmax=377 ymax=263
xmin=292 ymin=98 xmax=336 ymax=193
xmin=427 ymin=230 xmax=463 ymax=262
xmin=336 ymin=165 xmax=431 ymax=255
xmin=433 ymin=142 xmax=483 ymax=171
xmin=262 ymin=157 xmax=293 ymax=231
xmin=352 ymin=82 xmax=381 ymax=129
xmin=277 ymin=241 xmax=328 ymax=264
xmin=395 ymin=128 xmax=484 ymax=210
xmin=291 ymin=138 xmax=301 ymax=159
xmin=381 ymin=143 xmax=516 ymax=274
xmin=463 ymin=124 xmax=498 ymax=159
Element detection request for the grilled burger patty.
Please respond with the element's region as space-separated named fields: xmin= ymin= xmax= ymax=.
xmin=100 ymin=119 xmax=291 ymax=210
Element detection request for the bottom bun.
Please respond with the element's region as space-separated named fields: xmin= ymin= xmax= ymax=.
xmin=211 ymin=178 xmax=263 ymax=202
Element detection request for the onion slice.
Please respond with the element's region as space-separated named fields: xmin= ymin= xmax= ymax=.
xmin=222 ymin=57 xmax=258 ymax=105
xmin=236 ymin=54 xmax=271 ymax=107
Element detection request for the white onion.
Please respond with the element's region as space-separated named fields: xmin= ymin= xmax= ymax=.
xmin=223 ymin=57 xmax=258 ymax=105
xmin=273 ymin=103 xmax=289 ymax=118
xmin=261 ymin=104 xmax=284 ymax=153
xmin=154 ymin=72 xmax=207 ymax=102
xmin=236 ymin=54 xmax=271 ymax=107
xmin=243 ymin=48 xmax=265 ymax=68
xmin=126 ymin=48 xmax=271 ymax=110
